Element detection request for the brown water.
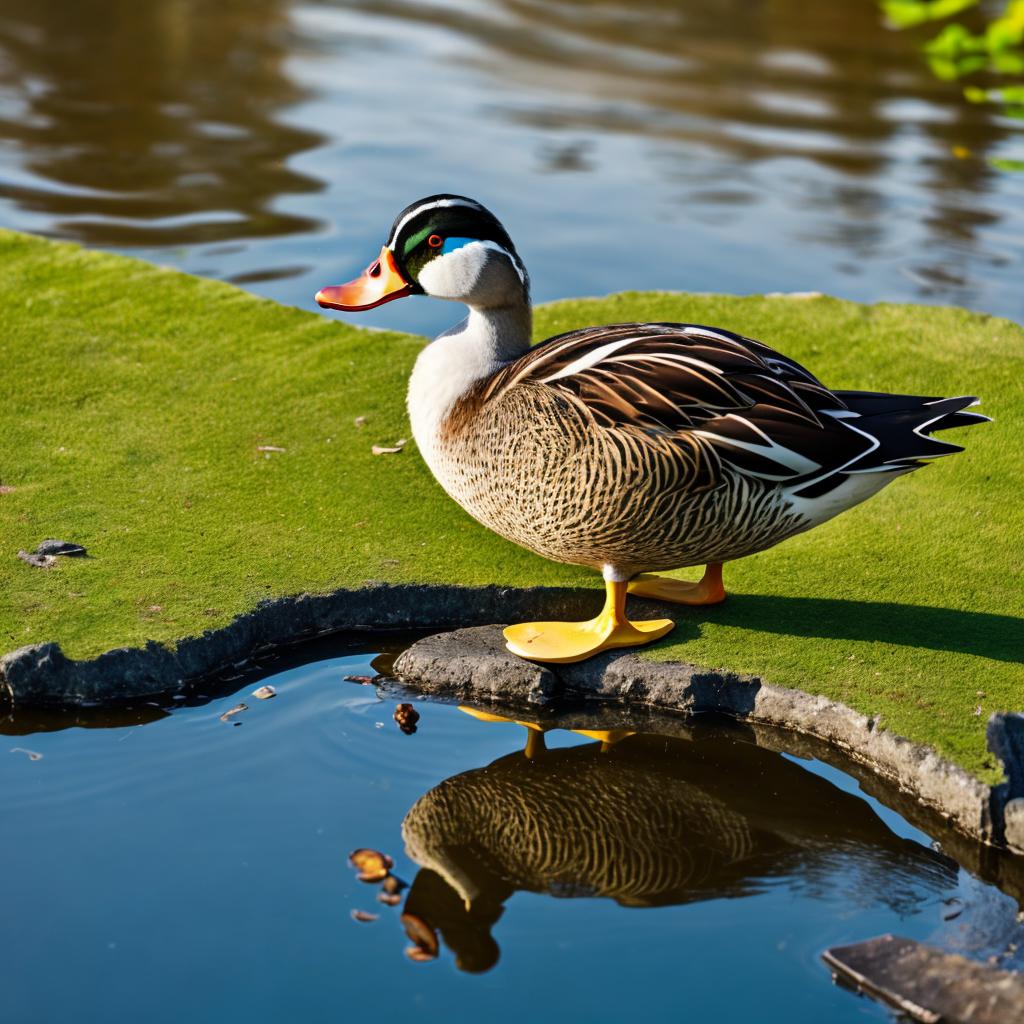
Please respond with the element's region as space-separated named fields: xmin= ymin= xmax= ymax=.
xmin=1 ymin=0 xmax=1022 ymax=341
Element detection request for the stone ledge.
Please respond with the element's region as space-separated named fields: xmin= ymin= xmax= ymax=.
xmin=393 ymin=624 xmax=1024 ymax=857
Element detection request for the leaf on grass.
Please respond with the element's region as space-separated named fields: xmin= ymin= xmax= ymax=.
xmin=256 ymin=445 xmax=286 ymax=453
xmin=252 ymin=685 xmax=277 ymax=700
xmin=371 ymin=443 xmax=404 ymax=455
xmin=219 ymin=703 xmax=248 ymax=722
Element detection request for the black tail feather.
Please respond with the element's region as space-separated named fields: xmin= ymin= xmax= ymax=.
xmin=833 ymin=392 xmax=988 ymax=469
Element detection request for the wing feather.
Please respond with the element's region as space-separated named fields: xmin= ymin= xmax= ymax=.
xmin=483 ymin=322 xmax=861 ymax=491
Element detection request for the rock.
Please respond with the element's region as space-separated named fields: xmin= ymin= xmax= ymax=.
xmin=393 ymin=626 xmax=559 ymax=707
xmin=823 ymin=934 xmax=1024 ymax=1023
xmin=17 ymin=550 xmax=56 ymax=568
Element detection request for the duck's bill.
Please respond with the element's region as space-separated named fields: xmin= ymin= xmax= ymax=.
xmin=315 ymin=246 xmax=412 ymax=311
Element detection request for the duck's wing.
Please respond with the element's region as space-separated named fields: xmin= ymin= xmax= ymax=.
xmin=482 ymin=323 xmax=981 ymax=498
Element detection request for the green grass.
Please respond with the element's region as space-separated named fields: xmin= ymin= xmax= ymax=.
xmin=1 ymin=230 xmax=1021 ymax=779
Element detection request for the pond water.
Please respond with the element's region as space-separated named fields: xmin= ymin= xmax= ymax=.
xmin=1 ymin=0 xmax=1024 ymax=344
xmin=3 ymin=639 xmax=1023 ymax=1024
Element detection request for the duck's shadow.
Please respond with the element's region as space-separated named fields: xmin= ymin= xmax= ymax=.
xmin=654 ymin=594 xmax=1024 ymax=665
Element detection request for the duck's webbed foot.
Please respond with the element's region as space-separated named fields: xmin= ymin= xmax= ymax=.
xmin=627 ymin=562 xmax=726 ymax=606
xmin=504 ymin=579 xmax=674 ymax=664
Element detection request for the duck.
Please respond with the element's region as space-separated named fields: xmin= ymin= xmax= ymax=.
xmin=316 ymin=194 xmax=988 ymax=664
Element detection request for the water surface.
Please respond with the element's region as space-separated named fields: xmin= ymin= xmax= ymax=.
xmin=3 ymin=640 xmax=1023 ymax=1023
xmin=1 ymin=0 xmax=1023 ymax=343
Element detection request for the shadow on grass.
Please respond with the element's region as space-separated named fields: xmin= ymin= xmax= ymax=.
xmin=685 ymin=595 xmax=1024 ymax=665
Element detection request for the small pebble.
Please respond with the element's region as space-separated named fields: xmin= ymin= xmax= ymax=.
xmin=252 ymin=685 xmax=277 ymax=700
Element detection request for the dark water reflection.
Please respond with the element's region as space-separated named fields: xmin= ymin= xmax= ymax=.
xmin=400 ymin=719 xmax=957 ymax=973
xmin=0 ymin=0 xmax=1023 ymax=331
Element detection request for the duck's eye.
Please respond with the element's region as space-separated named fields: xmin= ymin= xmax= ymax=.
xmin=427 ymin=234 xmax=444 ymax=249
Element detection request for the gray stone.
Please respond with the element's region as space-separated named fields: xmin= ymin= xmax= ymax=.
xmin=17 ymin=550 xmax=56 ymax=568
xmin=823 ymin=934 xmax=1024 ymax=1023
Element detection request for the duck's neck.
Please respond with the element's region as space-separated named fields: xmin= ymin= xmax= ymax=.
xmin=407 ymin=299 xmax=532 ymax=460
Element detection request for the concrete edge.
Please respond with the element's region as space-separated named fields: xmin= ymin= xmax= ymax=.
xmin=2 ymin=582 xmax=1022 ymax=855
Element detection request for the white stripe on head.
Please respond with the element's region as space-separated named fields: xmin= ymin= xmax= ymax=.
xmin=470 ymin=239 xmax=526 ymax=285
xmin=386 ymin=197 xmax=485 ymax=250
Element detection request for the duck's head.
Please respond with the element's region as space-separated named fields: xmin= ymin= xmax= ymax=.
xmin=316 ymin=194 xmax=528 ymax=313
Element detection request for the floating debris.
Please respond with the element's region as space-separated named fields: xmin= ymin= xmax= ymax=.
xmin=350 ymin=909 xmax=379 ymax=923
xmin=349 ymin=848 xmax=393 ymax=883
xmin=401 ymin=912 xmax=439 ymax=959
xmin=343 ymin=675 xmax=373 ymax=684
xmin=405 ymin=946 xmax=436 ymax=963
xmin=377 ymin=873 xmax=406 ymax=905
xmin=394 ymin=703 xmax=420 ymax=735
xmin=381 ymin=875 xmax=405 ymax=896
xmin=219 ymin=703 xmax=248 ymax=723
xmin=10 ymin=747 xmax=43 ymax=761
xmin=252 ymin=685 xmax=277 ymax=700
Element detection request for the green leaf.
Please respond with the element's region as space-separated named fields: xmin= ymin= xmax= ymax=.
xmin=924 ymin=22 xmax=986 ymax=56
xmin=883 ymin=0 xmax=978 ymax=27
xmin=989 ymin=155 xmax=1024 ymax=169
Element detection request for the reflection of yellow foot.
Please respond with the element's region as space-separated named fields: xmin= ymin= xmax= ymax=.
xmin=627 ymin=562 xmax=726 ymax=606
xmin=504 ymin=579 xmax=674 ymax=664
xmin=573 ymin=728 xmax=635 ymax=751
xmin=458 ymin=706 xmax=547 ymax=757
xmin=458 ymin=706 xmax=542 ymax=731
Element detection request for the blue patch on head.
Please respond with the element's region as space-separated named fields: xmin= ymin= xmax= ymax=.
xmin=440 ymin=236 xmax=477 ymax=255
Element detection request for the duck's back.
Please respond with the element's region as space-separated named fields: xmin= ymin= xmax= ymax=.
xmin=429 ymin=322 xmax=985 ymax=574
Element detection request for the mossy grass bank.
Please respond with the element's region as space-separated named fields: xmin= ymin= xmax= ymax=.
xmin=1 ymin=230 xmax=1021 ymax=780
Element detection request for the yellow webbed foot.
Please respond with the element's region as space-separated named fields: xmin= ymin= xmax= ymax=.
xmin=503 ymin=579 xmax=674 ymax=664
xmin=627 ymin=562 xmax=726 ymax=606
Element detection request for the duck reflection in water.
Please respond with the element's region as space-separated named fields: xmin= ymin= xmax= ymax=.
xmin=397 ymin=712 xmax=957 ymax=973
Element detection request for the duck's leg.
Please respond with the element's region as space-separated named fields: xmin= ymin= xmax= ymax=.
xmin=627 ymin=562 xmax=726 ymax=606
xmin=503 ymin=575 xmax=674 ymax=664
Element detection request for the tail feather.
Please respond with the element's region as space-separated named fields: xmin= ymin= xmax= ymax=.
xmin=832 ymin=392 xmax=988 ymax=470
